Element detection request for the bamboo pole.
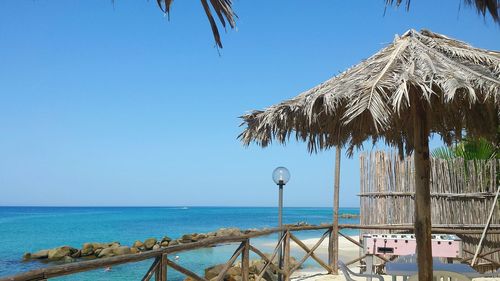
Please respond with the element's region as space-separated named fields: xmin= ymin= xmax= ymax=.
xmin=471 ymin=185 xmax=500 ymax=266
xmin=412 ymin=91 xmax=433 ymax=281
xmin=329 ymin=145 xmax=341 ymax=274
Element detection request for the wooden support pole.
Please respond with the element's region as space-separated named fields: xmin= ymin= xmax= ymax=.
xmin=142 ymin=257 xmax=160 ymax=281
xmin=160 ymin=254 xmax=167 ymax=281
xmin=166 ymin=259 xmax=207 ymax=281
xmin=329 ymin=145 xmax=341 ymax=274
xmin=241 ymin=240 xmax=250 ymax=281
xmin=462 ymin=248 xmax=500 ymax=262
xmin=215 ymin=243 xmax=244 ymax=281
xmin=290 ymin=230 xmax=330 ymax=274
xmin=254 ymin=234 xmax=287 ymax=281
xmin=289 ymin=233 xmax=331 ymax=272
xmin=155 ymin=265 xmax=160 ymax=281
xmin=283 ymin=231 xmax=291 ymax=281
xmin=411 ymin=91 xmax=433 ymax=281
xmin=249 ymin=245 xmax=281 ymax=273
xmin=463 ymin=249 xmax=500 ymax=267
xmin=471 ymin=185 xmax=500 ymax=266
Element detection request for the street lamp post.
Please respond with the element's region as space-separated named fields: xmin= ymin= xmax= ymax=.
xmin=272 ymin=167 xmax=290 ymax=281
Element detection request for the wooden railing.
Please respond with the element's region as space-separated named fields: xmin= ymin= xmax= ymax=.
xmin=1 ymin=224 xmax=499 ymax=281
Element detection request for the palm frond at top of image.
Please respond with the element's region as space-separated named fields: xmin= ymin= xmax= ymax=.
xmin=385 ymin=0 xmax=500 ymax=23
xmin=156 ymin=0 xmax=237 ymax=48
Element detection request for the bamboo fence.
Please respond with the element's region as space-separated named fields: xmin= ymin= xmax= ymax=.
xmin=359 ymin=151 xmax=500 ymax=268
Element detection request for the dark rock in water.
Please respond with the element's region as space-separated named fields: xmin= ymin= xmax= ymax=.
xmin=113 ymin=246 xmax=131 ymax=256
xmin=250 ymin=260 xmax=277 ymax=281
xmin=159 ymin=236 xmax=171 ymax=247
xmin=94 ymin=248 xmax=103 ymax=256
xmin=31 ymin=249 xmax=50 ymax=259
xmin=340 ymin=213 xmax=359 ymax=219
xmin=81 ymin=243 xmax=94 ymax=256
xmin=48 ymin=246 xmax=78 ymax=261
xmin=215 ymin=228 xmax=242 ymax=237
xmin=71 ymin=250 xmax=82 ymax=258
xmin=96 ymin=245 xmax=131 ymax=258
xmin=180 ymin=234 xmax=195 ymax=243
xmin=194 ymin=233 xmax=207 ymax=241
xmin=133 ymin=240 xmax=144 ymax=250
xmin=204 ymin=257 xmax=286 ymax=281
xmin=243 ymin=229 xmax=258 ymax=234
xmin=22 ymin=253 xmax=31 ymax=261
xmin=205 ymin=264 xmax=225 ymax=280
xmin=144 ymin=238 xmax=157 ymax=250
xmin=226 ymin=267 xmax=241 ymax=276
xmin=91 ymin=243 xmax=106 ymax=250
xmin=97 ymin=248 xmax=114 ymax=258
xmin=161 ymin=236 xmax=172 ymax=243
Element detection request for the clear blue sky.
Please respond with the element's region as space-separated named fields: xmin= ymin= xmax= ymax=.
xmin=0 ymin=1 xmax=498 ymax=207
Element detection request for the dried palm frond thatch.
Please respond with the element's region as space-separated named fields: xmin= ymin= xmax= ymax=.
xmin=156 ymin=0 xmax=237 ymax=48
xmin=386 ymin=0 xmax=500 ymax=23
xmin=239 ymin=29 xmax=500 ymax=280
xmin=240 ymin=29 xmax=500 ymax=155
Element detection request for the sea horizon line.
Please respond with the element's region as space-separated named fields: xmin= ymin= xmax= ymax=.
xmin=0 ymin=205 xmax=360 ymax=208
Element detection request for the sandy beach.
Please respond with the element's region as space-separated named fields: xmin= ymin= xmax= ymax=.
xmin=264 ymin=235 xmax=360 ymax=260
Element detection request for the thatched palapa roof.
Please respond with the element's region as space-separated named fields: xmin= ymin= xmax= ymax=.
xmin=239 ymin=29 xmax=500 ymax=155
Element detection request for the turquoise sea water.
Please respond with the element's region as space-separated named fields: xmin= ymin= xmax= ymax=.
xmin=0 ymin=207 xmax=359 ymax=280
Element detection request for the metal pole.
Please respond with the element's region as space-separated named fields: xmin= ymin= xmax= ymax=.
xmin=278 ymin=181 xmax=284 ymax=281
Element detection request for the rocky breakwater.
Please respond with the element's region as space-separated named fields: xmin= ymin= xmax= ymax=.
xmin=23 ymin=227 xmax=254 ymax=264
xmin=339 ymin=213 xmax=359 ymax=219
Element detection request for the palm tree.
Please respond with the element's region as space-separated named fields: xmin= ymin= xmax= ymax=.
xmin=155 ymin=0 xmax=236 ymax=48
xmin=431 ymin=137 xmax=498 ymax=160
xmin=386 ymin=0 xmax=499 ymax=23
xmin=156 ymin=0 xmax=499 ymax=48
xmin=432 ymin=137 xmax=499 ymax=192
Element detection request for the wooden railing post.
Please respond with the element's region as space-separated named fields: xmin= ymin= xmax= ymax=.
xmin=160 ymin=254 xmax=167 ymax=281
xmin=283 ymin=230 xmax=291 ymax=281
xmin=328 ymin=227 xmax=339 ymax=274
xmin=242 ymin=239 xmax=250 ymax=281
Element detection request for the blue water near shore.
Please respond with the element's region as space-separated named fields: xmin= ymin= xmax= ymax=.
xmin=0 ymin=207 xmax=359 ymax=280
